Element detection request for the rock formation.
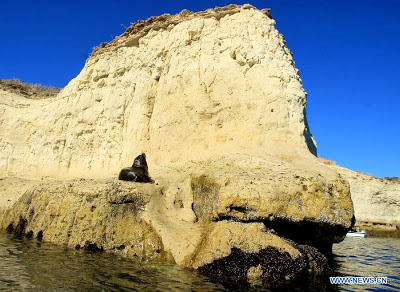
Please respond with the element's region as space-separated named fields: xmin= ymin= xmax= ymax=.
xmin=0 ymin=4 xmax=354 ymax=286
xmin=319 ymin=158 xmax=400 ymax=237
xmin=1 ymin=4 xmax=318 ymax=178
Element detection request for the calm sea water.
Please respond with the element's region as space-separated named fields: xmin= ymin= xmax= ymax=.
xmin=332 ymin=237 xmax=400 ymax=292
xmin=0 ymin=231 xmax=399 ymax=291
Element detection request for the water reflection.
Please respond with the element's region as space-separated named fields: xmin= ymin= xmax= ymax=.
xmin=0 ymin=231 xmax=399 ymax=291
xmin=333 ymin=237 xmax=400 ymax=292
xmin=0 ymin=232 xmax=225 ymax=291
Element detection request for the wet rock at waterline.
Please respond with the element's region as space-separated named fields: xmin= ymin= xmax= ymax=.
xmin=188 ymin=221 xmax=330 ymax=286
xmin=0 ymin=180 xmax=171 ymax=262
xmin=0 ymin=170 xmax=351 ymax=285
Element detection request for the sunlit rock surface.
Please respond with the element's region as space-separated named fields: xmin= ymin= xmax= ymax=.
xmin=319 ymin=158 xmax=400 ymax=237
xmin=0 ymin=4 xmax=354 ymax=285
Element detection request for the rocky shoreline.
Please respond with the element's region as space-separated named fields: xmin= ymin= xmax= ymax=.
xmin=0 ymin=174 xmax=346 ymax=286
xmin=0 ymin=4 xmax=382 ymax=287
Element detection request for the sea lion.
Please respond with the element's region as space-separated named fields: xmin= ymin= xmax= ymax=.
xmin=118 ymin=153 xmax=154 ymax=183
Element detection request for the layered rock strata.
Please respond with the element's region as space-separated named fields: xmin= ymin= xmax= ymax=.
xmin=0 ymin=4 xmax=354 ymax=286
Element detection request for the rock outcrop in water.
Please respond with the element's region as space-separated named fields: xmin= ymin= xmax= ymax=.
xmin=0 ymin=4 xmax=354 ymax=286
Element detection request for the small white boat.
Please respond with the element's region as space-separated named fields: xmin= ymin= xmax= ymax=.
xmin=346 ymin=230 xmax=367 ymax=238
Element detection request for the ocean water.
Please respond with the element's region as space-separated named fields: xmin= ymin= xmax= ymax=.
xmin=332 ymin=237 xmax=400 ymax=292
xmin=0 ymin=231 xmax=398 ymax=291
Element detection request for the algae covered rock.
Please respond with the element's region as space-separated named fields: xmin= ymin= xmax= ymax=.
xmin=0 ymin=179 xmax=172 ymax=262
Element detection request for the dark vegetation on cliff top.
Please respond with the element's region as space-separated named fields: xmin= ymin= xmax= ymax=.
xmin=0 ymin=78 xmax=61 ymax=99
xmin=384 ymin=177 xmax=400 ymax=182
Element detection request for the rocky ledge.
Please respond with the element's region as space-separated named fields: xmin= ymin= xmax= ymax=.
xmin=1 ymin=153 xmax=353 ymax=286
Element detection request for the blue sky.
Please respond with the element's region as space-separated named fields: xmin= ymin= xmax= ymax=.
xmin=1 ymin=1 xmax=399 ymax=177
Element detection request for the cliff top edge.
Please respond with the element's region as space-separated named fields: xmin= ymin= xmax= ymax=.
xmin=90 ymin=4 xmax=271 ymax=58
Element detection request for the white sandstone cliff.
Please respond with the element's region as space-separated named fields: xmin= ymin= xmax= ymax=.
xmin=319 ymin=158 xmax=400 ymax=236
xmin=1 ymin=4 xmax=316 ymax=179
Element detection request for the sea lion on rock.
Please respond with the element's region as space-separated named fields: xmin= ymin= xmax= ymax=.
xmin=118 ymin=153 xmax=154 ymax=183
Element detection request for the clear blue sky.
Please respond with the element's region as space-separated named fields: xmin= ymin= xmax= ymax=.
xmin=1 ymin=0 xmax=399 ymax=178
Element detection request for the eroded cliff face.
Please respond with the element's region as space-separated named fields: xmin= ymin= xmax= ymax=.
xmin=0 ymin=4 xmax=354 ymax=286
xmin=1 ymin=4 xmax=316 ymax=178
xmin=319 ymin=158 xmax=400 ymax=237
